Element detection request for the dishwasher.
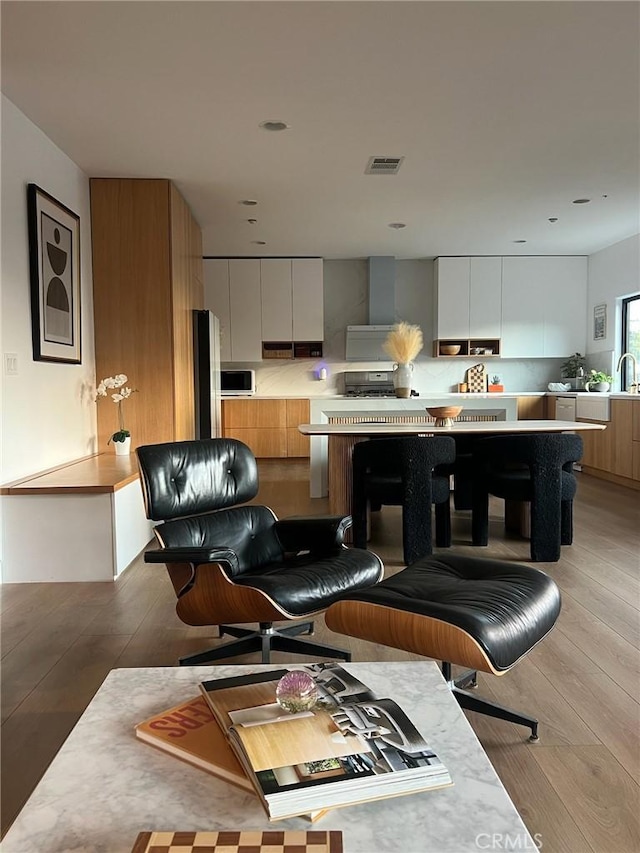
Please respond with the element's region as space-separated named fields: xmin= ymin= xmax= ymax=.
xmin=555 ymin=396 xmax=581 ymax=470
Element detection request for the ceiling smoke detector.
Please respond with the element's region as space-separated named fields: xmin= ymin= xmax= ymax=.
xmin=388 ymin=222 xmax=406 ymax=229
xmin=365 ymin=156 xmax=405 ymax=175
xmin=239 ymin=199 xmax=258 ymax=206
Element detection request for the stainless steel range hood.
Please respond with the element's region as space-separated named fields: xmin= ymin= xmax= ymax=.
xmin=345 ymin=257 xmax=396 ymax=361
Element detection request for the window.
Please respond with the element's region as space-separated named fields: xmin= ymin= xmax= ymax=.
xmin=621 ymin=294 xmax=640 ymax=390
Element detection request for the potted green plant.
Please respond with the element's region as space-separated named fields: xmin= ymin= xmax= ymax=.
xmin=561 ymin=352 xmax=586 ymax=378
xmin=585 ymin=370 xmax=613 ymax=392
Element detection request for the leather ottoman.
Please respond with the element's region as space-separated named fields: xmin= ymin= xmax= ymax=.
xmin=325 ymin=553 xmax=562 ymax=740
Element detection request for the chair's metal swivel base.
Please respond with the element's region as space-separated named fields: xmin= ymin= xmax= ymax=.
xmin=442 ymin=662 xmax=539 ymax=742
xmin=179 ymin=621 xmax=352 ymax=666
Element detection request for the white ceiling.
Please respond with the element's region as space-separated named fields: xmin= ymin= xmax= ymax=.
xmin=2 ymin=1 xmax=639 ymax=259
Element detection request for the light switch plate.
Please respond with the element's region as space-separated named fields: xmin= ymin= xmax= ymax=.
xmin=4 ymin=353 xmax=18 ymax=375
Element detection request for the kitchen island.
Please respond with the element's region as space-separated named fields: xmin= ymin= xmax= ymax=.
xmin=307 ymin=396 xmax=519 ymax=497
xmin=299 ymin=419 xmax=606 ymax=516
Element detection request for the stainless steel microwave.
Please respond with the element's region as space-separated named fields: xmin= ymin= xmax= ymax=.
xmin=220 ymin=369 xmax=256 ymax=396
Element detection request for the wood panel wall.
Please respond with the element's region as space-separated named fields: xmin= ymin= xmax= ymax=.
xmin=91 ymin=179 xmax=203 ymax=450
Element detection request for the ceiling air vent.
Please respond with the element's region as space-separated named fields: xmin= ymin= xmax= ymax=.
xmin=365 ymin=156 xmax=405 ymax=175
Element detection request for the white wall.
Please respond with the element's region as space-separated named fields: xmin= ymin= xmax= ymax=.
xmin=586 ymin=234 xmax=640 ymax=377
xmin=1 ymin=96 xmax=97 ymax=575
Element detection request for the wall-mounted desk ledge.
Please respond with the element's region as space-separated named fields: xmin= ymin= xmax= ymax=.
xmin=1 ymin=454 xmax=155 ymax=583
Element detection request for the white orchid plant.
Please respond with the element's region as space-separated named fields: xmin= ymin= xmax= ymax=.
xmin=95 ymin=374 xmax=137 ymax=444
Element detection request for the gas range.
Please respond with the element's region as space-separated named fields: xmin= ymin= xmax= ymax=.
xmin=344 ymin=390 xmax=396 ymax=398
xmin=343 ymin=370 xmax=395 ymax=399
xmin=342 ymin=370 xmax=396 ymax=398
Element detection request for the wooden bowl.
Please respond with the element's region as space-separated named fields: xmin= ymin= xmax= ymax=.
xmin=439 ymin=344 xmax=461 ymax=356
xmin=427 ymin=406 xmax=463 ymax=427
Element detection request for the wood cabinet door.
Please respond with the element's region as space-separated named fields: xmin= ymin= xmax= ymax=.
xmin=222 ymin=399 xmax=287 ymax=429
xmin=286 ymin=399 xmax=310 ymax=457
xmin=223 ymin=428 xmax=287 ymax=458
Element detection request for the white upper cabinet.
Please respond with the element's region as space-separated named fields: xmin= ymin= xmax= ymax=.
xmin=435 ymin=258 xmax=471 ymax=338
xmin=229 ymin=260 xmax=263 ymax=361
xmin=292 ymin=258 xmax=324 ymax=341
xmin=205 ymin=257 xmax=323 ymax=361
xmin=469 ymin=257 xmax=502 ymax=338
xmin=501 ymin=258 xmax=546 ymax=357
xmin=541 ymin=257 xmax=587 ymax=356
xmin=204 ymin=260 xmax=232 ymax=361
xmin=501 ymin=256 xmax=587 ymax=358
xmin=435 ymin=256 xmax=502 ymax=339
xmin=261 ymin=259 xmax=293 ymax=341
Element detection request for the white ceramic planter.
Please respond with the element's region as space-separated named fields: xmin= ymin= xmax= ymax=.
xmin=113 ymin=436 xmax=131 ymax=456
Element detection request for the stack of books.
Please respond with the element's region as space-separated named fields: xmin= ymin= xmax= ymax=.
xmin=135 ymin=663 xmax=452 ymax=822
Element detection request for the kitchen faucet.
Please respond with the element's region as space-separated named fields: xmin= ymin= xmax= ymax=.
xmin=616 ymin=352 xmax=638 ymax=393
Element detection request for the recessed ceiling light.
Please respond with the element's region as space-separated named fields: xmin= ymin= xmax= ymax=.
xmin=388 ymin=222 xmax=406 ymax=229
xmin=246 ymin=219 xmax=257 ymax=224
xmin=572 ymin=198 xmax=591 ymax=204
xmin=548 ymin=217 xmax=559 ymax=223
xmin=239 ymin=199 xmax=258 ymax=206
xmin=252 ymin=240 xmax=267 ymax=245
xmin=259 ymin=120 xmax=290 ymax=131
xmin=513 ymin=239 xmax=527 ymax=243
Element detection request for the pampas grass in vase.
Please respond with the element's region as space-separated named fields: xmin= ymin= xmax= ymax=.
xmin=383 ymin=322 xmax=423 ymax=398
xmin=382 ymin=322 xmax=423 ymax=363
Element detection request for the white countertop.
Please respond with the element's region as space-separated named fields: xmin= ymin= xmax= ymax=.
xmin=238 ymin=392 xmax=548 ymax=400
xmin=546 ymin=391 xmax=639 ymax=401
xmin=299 ymin=419 xmax=606 ymax=436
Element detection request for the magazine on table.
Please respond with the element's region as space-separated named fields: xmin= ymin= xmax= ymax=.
xmin=199 ymin=663 xmax=453 ymax=822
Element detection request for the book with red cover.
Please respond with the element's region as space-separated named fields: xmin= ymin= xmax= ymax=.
xmin=134 ymin=694 xmax=253 ymax=792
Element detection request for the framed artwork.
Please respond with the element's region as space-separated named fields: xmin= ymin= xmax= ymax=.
xmin=593 ymin=303 xmax=607 ymax=341
xmin=27 ymin=183 xmax=81 ymax=363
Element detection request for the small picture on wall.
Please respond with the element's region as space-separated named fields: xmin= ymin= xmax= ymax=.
xmin=593 ymin=303 xmax=607 ymax=341
xmin=27 ymin=183 xmax=81 ymax=363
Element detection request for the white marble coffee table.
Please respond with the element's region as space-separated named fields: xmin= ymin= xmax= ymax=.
xmin=2 ymin=662 xmax=534 ymax=852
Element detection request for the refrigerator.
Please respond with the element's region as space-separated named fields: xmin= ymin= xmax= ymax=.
xmin=193 ymin=309 xmax=222 ymax=438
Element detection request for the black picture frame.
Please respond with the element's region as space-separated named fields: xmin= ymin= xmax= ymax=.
xmin=27 ymin=183 xmax=81 ymax=363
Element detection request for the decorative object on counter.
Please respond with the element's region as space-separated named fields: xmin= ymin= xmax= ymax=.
xmin=488 ymin=375 xmax=504 ymax=393
xmin=440 ymin=344 xmax=461 ymax=356
xmin=585 ymin=370 xmax=613 ymax=392
xmin=457 ymin=382 xmax=468 ymax=393
xmin=382 ymin=322 xmax=424 ymax=398
xmin=96 ymin=373 xmax=137 ymax=454
xmin=465 ymin=363 xmax=488 ymax=393
xmin=548 ymin=382 xmax=572 ymax=392
xmin=426 ymin=406 xmax=463 ymax=427
xmin=560 ymin=352 xmax=586 ymax=379
xmin=275 ymin=670 xmax=319 ymax=713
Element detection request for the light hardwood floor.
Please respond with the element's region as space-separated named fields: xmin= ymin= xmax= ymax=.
xmin=2 ymin=462 xmax=639 ymax=850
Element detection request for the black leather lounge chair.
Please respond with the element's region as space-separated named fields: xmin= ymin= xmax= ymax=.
xmin=136 ymin=437 xmax=384 ymax=665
